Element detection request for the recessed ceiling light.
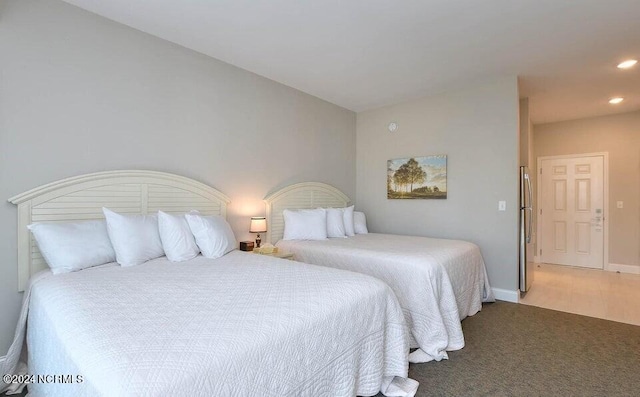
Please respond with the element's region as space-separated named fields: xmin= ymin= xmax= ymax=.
xmin=609 ymin=97 xmax=624 ymax=104
xmin=617 ymin=59 xmax=637 ymax=69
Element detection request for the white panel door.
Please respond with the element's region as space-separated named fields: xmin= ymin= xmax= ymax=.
xmin=539 ymin=155 xmax=604 ymax=268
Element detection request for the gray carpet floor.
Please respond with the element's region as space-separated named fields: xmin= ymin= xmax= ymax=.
xmin=393 ymin=301 xmax=640 ymax=397
xmin=4 ymin=301 xmax=640 ymax=397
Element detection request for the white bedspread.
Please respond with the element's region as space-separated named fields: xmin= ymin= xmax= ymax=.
xmin=1 ymin=251 xmax=418 ymax=396
xmin=277 ymin=233 xmax=495 ymax=363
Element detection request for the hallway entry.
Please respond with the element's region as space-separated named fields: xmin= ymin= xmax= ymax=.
xmin=519 ymin=263 xmax=640 ymax=326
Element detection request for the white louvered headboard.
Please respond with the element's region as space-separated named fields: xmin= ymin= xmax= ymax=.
xmin=264 ymin=182 xmax=351 ymax=245
xmin=8 ymin=170 xmax=230 ymax=291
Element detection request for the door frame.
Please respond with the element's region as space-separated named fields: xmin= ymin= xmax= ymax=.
xmin=536 ymin=152 xmax=609 ymax=270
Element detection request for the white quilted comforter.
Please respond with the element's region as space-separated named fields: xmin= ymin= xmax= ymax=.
xmin=277 ymin=233 xmax=495 ymax=363
xmin=1 ymin=251 xmax=418 ymax=396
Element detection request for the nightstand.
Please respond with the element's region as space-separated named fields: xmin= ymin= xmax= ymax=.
xmin=253 ymin=251 xmax=294 ymax=260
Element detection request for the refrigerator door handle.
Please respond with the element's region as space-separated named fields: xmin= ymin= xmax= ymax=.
xmin=526 ymin=207 xmax=533 ymax=243
xmin=525 ymin=172 xmax=533 ymax=244
xmin=525 ymin=172 xmax=533 ymax=209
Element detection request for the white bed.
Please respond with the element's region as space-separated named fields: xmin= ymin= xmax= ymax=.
xmin=22 ymin=253 xmax=413 ymax=396
xmin=2 ymin=171 xmax=418 ymax=397
xmin=265 ymin=183 xmax=495 ymax=364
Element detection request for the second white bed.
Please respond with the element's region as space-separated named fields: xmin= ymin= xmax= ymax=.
xmin=277 ymin=233 xmax=495 ymax=363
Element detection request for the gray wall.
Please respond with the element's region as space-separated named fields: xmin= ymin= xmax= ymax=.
xmin=534 ymin=111 xmax=640 ymax=268
xmin=0 ymin=0 xmax=355 ymax=353
xmin=356 ymin=76 xmax=520 ymax=292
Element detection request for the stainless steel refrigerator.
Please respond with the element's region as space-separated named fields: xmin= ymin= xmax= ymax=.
xmin=519 ymin=166 xmax=533 ymax=292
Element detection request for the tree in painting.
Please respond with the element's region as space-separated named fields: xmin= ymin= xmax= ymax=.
xmin=393 ymin=165 xmax=408 ymax=193
xmin=403 ymin=158 xmax=427 ymax=192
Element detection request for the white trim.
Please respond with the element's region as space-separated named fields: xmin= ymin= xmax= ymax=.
xmin=533 ymin=255 xmax=541 ymax=264
xmin=607 ymin=263 xmax=640 ymax=274
xmin=492 ymin=288 xmax=519 ymax=303
xmin=8 ymin=170 xmax=231 ymax=292
xmin=536 ymin=152 xmax=609 ymax=269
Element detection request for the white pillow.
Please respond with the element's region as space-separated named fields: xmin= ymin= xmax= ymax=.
xmin=354 ymin=211 xmax=369 ymax=234
xmin=326 ymin=208 xmax=347 ymax=238
xmin=28 ymin=220 xmax=116 ymax=274
xmin=158 ymin=211 xmax=200 ymax=262
xmin=282 ymin=208 xmax=328 ymax=240
xmin=343 ymin=205 xmax=355 ymax=236
xmin=185 ymin=214 xmax=236 ymax=259
xmin=103 ymin=208 xmax=165 ymax=267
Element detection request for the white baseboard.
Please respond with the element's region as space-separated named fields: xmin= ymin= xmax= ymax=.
xmin=607 ymin=263 xmax=640 ymax=274
xmin=533 ymin=255 xmax=541 ymax=264
xmin=492 ymin=288 xmax=519 ymax=303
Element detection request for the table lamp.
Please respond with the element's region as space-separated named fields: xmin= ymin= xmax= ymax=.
xmin=250 ymin=217 xmax=267 ymax=248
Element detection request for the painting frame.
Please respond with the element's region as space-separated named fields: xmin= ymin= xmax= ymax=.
xmin=387 ymin=155 xmax=447 ymax=199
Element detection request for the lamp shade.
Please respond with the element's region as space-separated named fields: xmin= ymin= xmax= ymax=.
xmin=250 ymin=217 xmax=267 ymax=233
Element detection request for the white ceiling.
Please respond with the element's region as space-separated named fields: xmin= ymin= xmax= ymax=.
xmin=62 ymin=0 xmax=640 ymax=124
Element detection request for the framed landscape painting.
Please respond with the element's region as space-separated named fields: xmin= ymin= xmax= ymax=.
xmin=387 ymin=155 xmax=447 ymax=199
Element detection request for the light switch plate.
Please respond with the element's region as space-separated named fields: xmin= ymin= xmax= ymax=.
xmin=498 ymin=201 xmax=506 ymax=211
xmin=617 ymin=201 xmax=624 ymax=209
